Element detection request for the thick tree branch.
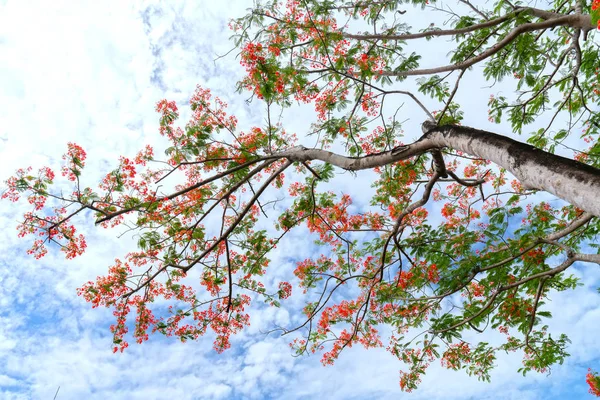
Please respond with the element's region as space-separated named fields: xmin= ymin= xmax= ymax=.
xmin=279 ymin=124 xmax=600 ymax=216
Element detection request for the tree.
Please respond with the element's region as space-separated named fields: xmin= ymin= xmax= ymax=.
xmin=2 ymin=0 xmax=600 ymax=394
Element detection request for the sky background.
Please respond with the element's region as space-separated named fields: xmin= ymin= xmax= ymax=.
xmin=0 ymin=1 xmax=599 ymax=399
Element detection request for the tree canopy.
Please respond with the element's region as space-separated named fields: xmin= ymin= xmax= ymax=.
xmin=3 ymin=0 xmax=600 ymax=395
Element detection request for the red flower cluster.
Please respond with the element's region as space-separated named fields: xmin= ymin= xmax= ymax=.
xmin=588 ymin=369 xmax=600 ymax=397
xmin=61 ymin=142 xmax=87 ymax=181
xmin=278 ymin=281 xmax=292 ymax=299
xmin=593 ymin=1 xmax=600 ymax=29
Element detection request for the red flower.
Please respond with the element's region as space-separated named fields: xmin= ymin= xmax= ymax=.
xmin=587 ymin=369 xmax=600 ymax=397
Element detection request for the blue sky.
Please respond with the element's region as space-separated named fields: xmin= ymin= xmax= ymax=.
xmin=0 ymin=1 xmax=599 ymax=399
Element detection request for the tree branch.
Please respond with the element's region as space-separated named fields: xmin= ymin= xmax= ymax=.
xmin=380 ymin=13 xmax=595 ymax=77
xmin=278 ymin=124 xmax=600 ymax=216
